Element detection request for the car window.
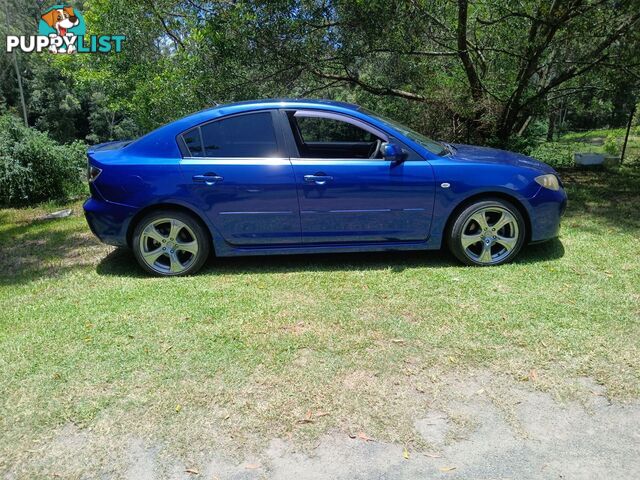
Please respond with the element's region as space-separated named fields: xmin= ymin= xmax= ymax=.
xmin=296 ymin=116 xmax=378 ymax=143
xmin=182 ymin=128 xmax=204 ymax=157
xmin=196 ymin=112 xmax=279 ymax=158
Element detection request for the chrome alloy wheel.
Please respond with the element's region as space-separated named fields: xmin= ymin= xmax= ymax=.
xmin=460 ymin=206 xmax=519 ymax=265
xmin=138 ymin=218 xmax=199 ymax=274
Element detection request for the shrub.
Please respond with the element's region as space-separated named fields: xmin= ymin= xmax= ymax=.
xmin=0 ymin=114 xmax=87 ymax=206
xmin=603 ymin=133 xmax=619 ymax=156
xmin=527 ymin=141 xmax=583 ymax=168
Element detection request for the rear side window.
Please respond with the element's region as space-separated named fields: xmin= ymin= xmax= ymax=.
xmin=183 ymin=128 xmax=204 ymax=157
xmin=197 ymin=112 xmax=279 ymax=158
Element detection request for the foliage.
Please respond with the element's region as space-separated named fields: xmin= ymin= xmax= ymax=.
xmin=8 ymin=0 xmax=634 ymax=147
xmin=0 ymin=114 xmax=87 ymax=206
xmin=528 ymin=141 xmax=581 ymax=168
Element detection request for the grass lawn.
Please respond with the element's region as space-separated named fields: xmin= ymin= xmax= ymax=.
xmin=1 ymin=165 xmax=639 ymax=477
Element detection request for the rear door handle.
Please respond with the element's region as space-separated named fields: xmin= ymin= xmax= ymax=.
xmin=193 ymin=173 xmax=223 ymax=185
xmin=304 ymin=174 xmax=333 ymax=185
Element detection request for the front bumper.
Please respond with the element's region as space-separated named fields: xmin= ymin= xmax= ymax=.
xmin=528 ymin=186 xmax=568 ymax=242
xmin=83 ymin=197 xmax=137 ymax=247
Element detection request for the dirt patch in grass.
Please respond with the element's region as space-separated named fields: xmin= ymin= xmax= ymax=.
xmin=3 ymin=370 xmax=638 ymax=479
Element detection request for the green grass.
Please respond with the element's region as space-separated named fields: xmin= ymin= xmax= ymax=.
xmin=1 ymin=165 xmax=639 ymax=477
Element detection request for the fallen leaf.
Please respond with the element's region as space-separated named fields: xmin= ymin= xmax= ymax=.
xmin=185 ymin=467 xmax=199 ymax=475
xmin=439 ymin=466 xmax=457 ymax=472
xmin=245 ymin=464 xmax=260 ymax=469
xmin=299 ymin=409 xmax=314 ymax=423
xmin=357 ymin=432 xmax=374 ymax=442
xmin=175 ymin=404 xmax=182 ymax=413
xmin=423 ymin=452 xmax=442 ymax=458
xmin=403 ymin=447 xmax=410 ymax=459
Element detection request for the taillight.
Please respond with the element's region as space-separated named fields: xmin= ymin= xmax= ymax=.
xmin=87 ymin=165 xmax=102 ymax=183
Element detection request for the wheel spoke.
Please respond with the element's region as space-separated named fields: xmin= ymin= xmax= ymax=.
xmin=169 ymin=220 xmax=183 ymax=240
xmin=478 ymin=243 xmax=493 ymax=263
xmin=169 ymin=252 xmax=183 ymax=273
xmin=470 ymin=211 xmax=489 ymax=230
xmin=144 ymin=225 xmax=165 ymax=243
xmin=461 ymin=232 xmax=483 ymax=249
xmin=175 ymin=240 xmax=198 ymax=255
xmin=142 ymin=247 xmax=164 ymax=264
xmin=495 ymin=234 xmax=517 ymax=251
xmin=492 ymin=211 xmax=515 ymax=232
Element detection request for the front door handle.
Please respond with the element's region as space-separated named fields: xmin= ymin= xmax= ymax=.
xmin=193 ymin=173 xmax=223 ymax=185
xmin=304 ymin=174 xmax=334 ymax=185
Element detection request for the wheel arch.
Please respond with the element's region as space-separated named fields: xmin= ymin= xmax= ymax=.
xmin=443 ymin=191 xmax=532 ymax=244
xmin=126 ymin=202 xmax=213 ymax=250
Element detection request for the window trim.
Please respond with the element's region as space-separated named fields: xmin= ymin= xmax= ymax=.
xmin=177 ymin=110 xmax=285 ymax=159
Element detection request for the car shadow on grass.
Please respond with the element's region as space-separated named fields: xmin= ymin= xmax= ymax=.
xmin=95 ymin=238 xmax=565 ymax=277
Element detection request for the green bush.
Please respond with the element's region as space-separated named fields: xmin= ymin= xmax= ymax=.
xmin=527 ymin=141 xmax=583 ymax=168
xmin=603 ymin=133 xmax=619 ymax=156
xmin=0 ymin=114 xmax=87 ymax=206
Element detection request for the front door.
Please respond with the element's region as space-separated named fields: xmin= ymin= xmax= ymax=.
xmin=286 ymin=110 xmax=435 ymax=244
xmin=179 ymin=110 xmax=301 ymax=246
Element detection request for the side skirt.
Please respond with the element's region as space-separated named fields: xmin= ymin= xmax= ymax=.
xmin=215 ymin=239 xmax=436 ymax=257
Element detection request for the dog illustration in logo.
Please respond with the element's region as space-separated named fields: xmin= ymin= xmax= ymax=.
xmin=41 ymin=6 xmax=79 ymax=53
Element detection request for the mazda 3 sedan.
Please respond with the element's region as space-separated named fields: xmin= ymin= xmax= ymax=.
xmin=84 ymin=99 xmax=567 ymax=276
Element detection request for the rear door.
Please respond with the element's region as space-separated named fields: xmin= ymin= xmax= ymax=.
xmin=179 ymin=110 xmax=301 ymax=246
xmin=284 ymin=110 xmax=435 ymax=244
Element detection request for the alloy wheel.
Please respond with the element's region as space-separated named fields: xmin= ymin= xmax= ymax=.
xmin=138 ymin=217 xmax=199 ymax=275
xmin=460 ymin=206 xmax=520 ymax=265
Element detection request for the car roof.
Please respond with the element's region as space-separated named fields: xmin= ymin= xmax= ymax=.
xmin=207 ymin=98 xmax=360 ymax=112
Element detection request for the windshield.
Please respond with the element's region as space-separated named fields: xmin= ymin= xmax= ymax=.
xmin=359 ymin=108 xmax=447 ymax=155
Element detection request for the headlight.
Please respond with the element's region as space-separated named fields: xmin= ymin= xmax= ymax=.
xmin=535 ymin=174 xmax=560 ymax=191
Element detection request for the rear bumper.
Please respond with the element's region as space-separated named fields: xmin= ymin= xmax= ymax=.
xmin=83 ymin=197 xmax=137 ymax=247
xmin=528 ymin=186 xmax=568 ymax=242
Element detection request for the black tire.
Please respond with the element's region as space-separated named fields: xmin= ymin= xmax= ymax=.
xmin=132 ymin=209 xmax=210 ymax=276
xmin=448 ymin=198 xmax=526 ymax=266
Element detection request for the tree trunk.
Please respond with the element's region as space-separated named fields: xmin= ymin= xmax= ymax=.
xmin=546 ymin=110 xmax=556 ymax=142
xmin=4 ymin=1 xmax=28 ymax=127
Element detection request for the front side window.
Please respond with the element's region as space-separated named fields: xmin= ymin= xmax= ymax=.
xmin=183 ymin=111 xmax=280 ymax=158
xmin=296 ymin=117 xmax=378 ymax=143
xmin=289 ymin=113 xmax=384 ymax=159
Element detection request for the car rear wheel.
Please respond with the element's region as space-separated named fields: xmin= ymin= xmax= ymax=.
xmin=448 ymin=199 xmax=525 ymax=266
xmin=132 ymin=210 xmax=210 ymax=276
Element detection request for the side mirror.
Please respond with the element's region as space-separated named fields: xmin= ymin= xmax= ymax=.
xmin=381 ymin=142 xmax=406 ymax=162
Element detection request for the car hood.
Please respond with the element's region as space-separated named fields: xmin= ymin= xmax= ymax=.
xmin=449 ymin=143 xmax=556 ymax=174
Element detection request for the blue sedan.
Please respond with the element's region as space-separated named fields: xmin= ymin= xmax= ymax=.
xmin=84 ymin=99 xmax=567 ymax=276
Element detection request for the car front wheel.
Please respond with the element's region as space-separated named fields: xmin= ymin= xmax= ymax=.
xmin=132 ymin=210 xmax=210 ymax=276
xmin=448 ymin=199 xmax=525 ymax=266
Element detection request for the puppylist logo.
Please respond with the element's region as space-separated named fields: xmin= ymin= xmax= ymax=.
xmin=6 ymin=5 xmax=125 ymax=54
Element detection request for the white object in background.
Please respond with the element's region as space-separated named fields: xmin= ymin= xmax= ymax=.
xmin=574 ymin=153 xmax=604 ymax=166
